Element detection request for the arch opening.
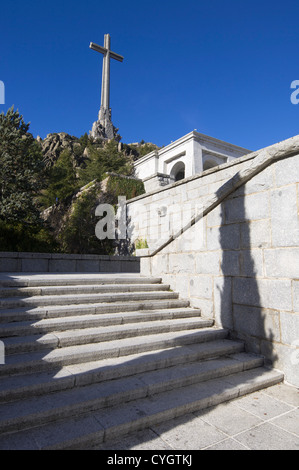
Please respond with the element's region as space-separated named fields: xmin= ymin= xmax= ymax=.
xmin=170 ymin=161 xmax=185 ymax=182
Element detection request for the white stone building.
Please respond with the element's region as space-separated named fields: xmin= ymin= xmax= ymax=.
xmin=134 ymin=130 xmax=251 ymax=192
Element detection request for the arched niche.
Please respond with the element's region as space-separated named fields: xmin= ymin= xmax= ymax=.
xmin=170 ymin=161 xmax=185 ymax=182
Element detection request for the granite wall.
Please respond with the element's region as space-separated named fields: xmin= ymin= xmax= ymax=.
xmin=127 ymin=136 xmax=299 ymax=386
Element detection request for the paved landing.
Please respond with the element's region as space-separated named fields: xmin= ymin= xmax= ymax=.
xmin=92 ymin=383 xmax=299 ymax=451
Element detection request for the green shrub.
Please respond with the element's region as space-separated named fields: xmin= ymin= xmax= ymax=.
xmin=58 ymin=188 xmax=114 ymax=255
xmin=0 ymin=221 xmax=59 ymax=253
xmin=106 ymin=174 xmax=145 ymax=201
xmin=135 ymin=238 xmax=148 ymax=249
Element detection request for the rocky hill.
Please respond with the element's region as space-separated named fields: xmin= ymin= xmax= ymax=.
xmin=37 ymin=132 xmax=159 ymax=169
xmin=34 ymin=132 xmax=155 ymax=255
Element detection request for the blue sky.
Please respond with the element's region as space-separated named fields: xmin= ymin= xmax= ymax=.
xmin=0 ymin=0 xmax=298 ymax=151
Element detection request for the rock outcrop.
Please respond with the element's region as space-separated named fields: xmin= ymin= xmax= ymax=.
xmin=39 ymin=133 xmax=86 ymax=167
xmin=37 ymin=132 xmax=159 ymax=168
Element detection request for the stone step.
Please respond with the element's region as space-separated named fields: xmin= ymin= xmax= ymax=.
xmin=0 ymin=366 xmax=283 ymax=450
xmin=0 ymin=291 xmax=179 ymax=310
xmin=0 ymin=327 xmax=229 ymax=376
xmin=0 ymin=283 xmax=170 ymax=299
xmin=0 ymin=353 xmax=264 ymax=435
xmin=0 ymin=339 xmax=245 ymax=402
xmin=0 ymin=307 xmax=201 ymax=337
xmin=0 ymin=299 xmax=190 ymax=323
xmin=0 ymin=272 xmax=285 ymax=450
xmin=2 ymin=317 xmax=214 ymax=355
xmin=0 ymin=274 xmax=162 ymax=288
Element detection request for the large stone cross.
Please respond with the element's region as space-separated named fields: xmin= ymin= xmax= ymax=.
xmin=89 ymin=34 xmax=123 ymax=140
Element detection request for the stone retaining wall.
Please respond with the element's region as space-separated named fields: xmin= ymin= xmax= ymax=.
xmin=127 ymin=136 xmax=299 ymax=386
xmin=0 ymin=252 xmax=140 ymax=273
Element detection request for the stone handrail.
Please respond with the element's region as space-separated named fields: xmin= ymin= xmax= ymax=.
xmin=141 ymin=134 xmax=299 ymax=258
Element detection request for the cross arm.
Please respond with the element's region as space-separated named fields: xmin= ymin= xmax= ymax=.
xmin=89 ymin=42 xmax=124 ymax=62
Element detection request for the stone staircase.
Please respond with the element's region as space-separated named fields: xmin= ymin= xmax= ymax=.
xmin=0 ymin=273 xmax=283 ymax=450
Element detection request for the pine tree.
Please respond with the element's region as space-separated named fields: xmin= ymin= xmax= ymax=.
xmin=79 ymin=140 xmax=132 ymax=186
xmin=0 ymin=106 xmax=44 ymax=224
xmin=40 ymin=149 xmax=79 ymax=207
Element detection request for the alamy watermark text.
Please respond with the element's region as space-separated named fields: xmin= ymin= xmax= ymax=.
xmin=290 ymin=80 xmax=299 ymax=104
xmin=0 ymin=81 xmax=4 ymax=104
xmin=0 ymin=341 xmax=5 ymax=364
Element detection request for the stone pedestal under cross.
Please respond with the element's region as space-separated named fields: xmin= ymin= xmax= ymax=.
xmin=89 ymin=34 xmax=123 ymax=141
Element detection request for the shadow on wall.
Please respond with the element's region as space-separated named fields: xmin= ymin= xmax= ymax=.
xmin=218 ymin=184 xmax=278 ymax=366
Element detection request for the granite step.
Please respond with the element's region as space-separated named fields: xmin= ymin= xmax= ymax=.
xmin=0 ymin=327 xmax=228 ymax=376
xmin=0 ymin=283 xmax=170 ymax=298
xmin=2 ymin=317 xmax=214 ymax=354
xmin=0 ymin=272 xmax=285 ymax=450
xmin=0 ymin=307 xmax=201 ymax=337
xmin=0 ymin=353 xmax=264 ymax=435
xmin=0 ymin=274 xmax=162 ymax=288
xmin=0 ymin=290 xmax=180 ymax=310
xmin=0 ymin=339 xmax=245 ymax=402
xmin=0 ymin=299 xmax=190 ymax=323
xmin=0 ymin=366 xmax=283 ymax=450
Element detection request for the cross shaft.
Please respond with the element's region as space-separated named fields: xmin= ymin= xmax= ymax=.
xmin=90 ymin=34 xmax=123 ymax=114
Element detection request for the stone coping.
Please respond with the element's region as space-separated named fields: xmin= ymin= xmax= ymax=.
xmin=0 ymin=252 xmax=137 ymax=261
xmin=142 ymin=172 xmax=170 ymax=183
